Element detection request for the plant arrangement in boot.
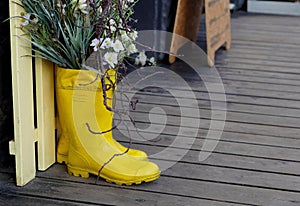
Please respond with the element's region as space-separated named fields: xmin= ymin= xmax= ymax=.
xmin=12 ymin=0 xmax=160 ymax=185
xmin=16 ymin=0 xmax=153 ymax=70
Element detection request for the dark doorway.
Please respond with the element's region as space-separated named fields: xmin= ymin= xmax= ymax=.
xmin=0 ymin=1 xmax=14 ymax=168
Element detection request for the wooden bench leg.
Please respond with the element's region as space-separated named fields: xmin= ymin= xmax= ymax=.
xmin=205 ymin=0 xmax=231 ymax=66
xmin=169 ymin=0 xmax=204 ymax=63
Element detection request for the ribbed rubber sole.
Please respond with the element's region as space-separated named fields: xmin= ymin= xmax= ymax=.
xmin=67 ymin=165 xmax=160 ymax=186
xmin=57 ymin=153 xmax=68 ymax=165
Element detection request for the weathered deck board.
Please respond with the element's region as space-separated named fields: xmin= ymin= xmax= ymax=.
xmin=219 ymin=57 xmax=300 ymax=68
xmin=0 ymin=169 xmax=243 ymax=206
xmin=230 ymin=14 xmax=300 ymax=26
xmin=116 ymin=125 xmax=300 ymax=163
xmin=230 ymin=39 xmax=300 ymax=50
xmin=132 ymin=144 xmax=300 ymax=177
xmin=219 ymin=70 xmax=300 ymax=83
xmin=218 ymin=64 xmax=300 ymax=76
xmin=36 ymin=167 xmax=300 ymax=206
xmin=131 ymin=103 xmax=300 ymax=128
xmin=230 ymin=24 xmax=300 ymax=33
xmin=0 ymin=190 xmax=86 ymax=206
xmin=1 ymin=12 xmax=300 ymax=206
xmin=121 ymin=86 xmax=300 ymax=111
xmin=132 ymin=92 xmax=300 ymax=118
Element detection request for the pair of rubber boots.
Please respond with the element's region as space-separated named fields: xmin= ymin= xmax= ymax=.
xmin=55 ymin=67 xmax=160 ymax=185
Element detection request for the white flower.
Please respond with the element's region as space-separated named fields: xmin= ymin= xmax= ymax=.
xmin=134 ymin=57 xmax=139 ymax=65
xmin=109 ymin=19 xmax=116 ymax=26
xmin=150 ymin=57 xmax=155 ymax=64
xmin=57 ymin=2 xmax=66 ymax=15
xmin=120 ymin=1 xmax=129 ymax=9
xmin=109 ymin=19 xmax=117 ymax=32
xmin=78 ymin=0 xmax=88 ymax=14
xmin=128 ymin=0 xmax=135 ymax=3
xmin=72 ymin=0 xmax=88 ymax=14
xmin=98 ymin=7 xmax=102 ymax=15
xmin=112 ymin=40 xmax=125 ymax=52
xmin=129 ymin=31 xmax=138 ymax=40
xmin=21 ymin=13 xmax=31 ymax=26
xmin=104 ymin=52 xmax=118 ymax=68
xmin=121 ymin=32 xmax=130 ymax=42
xmin=90 ymin=38 xmax=100 ymax=52
xmin=33 ymin=17 xmax=38 ymax=24
xmin=110 ymin=25 xmax=117 ymax=32
xmin=135 ymin=52 xmax=147 ymax=66
xmin=100 ymin=38 xmax=112 ymax=49
xmin=127 ymin=44 xmax=137 ymax=54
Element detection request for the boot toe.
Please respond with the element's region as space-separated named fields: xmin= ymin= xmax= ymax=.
xmin=136 ymin=161 xmax=160 ymax=182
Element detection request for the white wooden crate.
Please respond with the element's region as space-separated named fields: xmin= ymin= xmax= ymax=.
xmin=248 ymin=0 xmax=300 ymax=16
xmin=9 ymin=0 xmax=56 ymax=186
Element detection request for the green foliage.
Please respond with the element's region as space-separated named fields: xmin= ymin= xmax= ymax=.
xmin=16 ymin=0 xmax=138 ymax=69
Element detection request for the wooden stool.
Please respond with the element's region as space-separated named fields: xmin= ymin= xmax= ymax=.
xmin=169 ymin=0 xmax=204 ymax=64
xmin=170 ymin=0 xmax=231 ymax=65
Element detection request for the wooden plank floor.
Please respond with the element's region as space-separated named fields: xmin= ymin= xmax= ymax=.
xmin=1 ymin=12 xmax=300 ymax=205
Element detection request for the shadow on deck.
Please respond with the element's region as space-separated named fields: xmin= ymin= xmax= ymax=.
xmin=1 ymin=12 xmax=300 ymax=206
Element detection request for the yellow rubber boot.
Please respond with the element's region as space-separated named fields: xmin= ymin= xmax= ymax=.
xmin=95 ymin=69 xmax=148 ymax=160
xmin=56 ymin=68 xmax=147 ymax=164
xmin=56 ymin=68 xmax=160 ymax=185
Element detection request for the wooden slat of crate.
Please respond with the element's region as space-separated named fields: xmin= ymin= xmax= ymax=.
xmin=248 ymin=0 xmax=300 ymax=16
xmin=9 ymin=0 xmax=36 ymax=186
xmin=35 ymin=59 xmax=55 ymax=171
xmin=9 ymin=0 xmax=56 ymax=186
